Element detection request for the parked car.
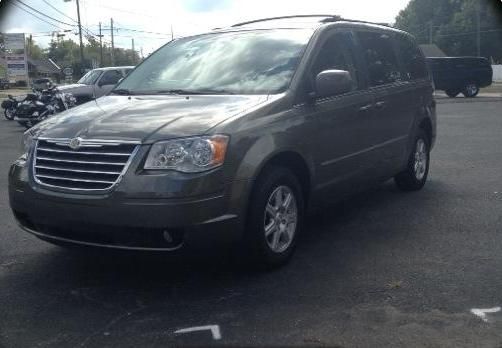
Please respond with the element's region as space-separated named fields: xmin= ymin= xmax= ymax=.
xmin=58 ymin=66 xmax=134 ymax=104
xmin=31 ymin=78 xmax=53 ymax=91
xmin=9 ymin=16 xmax=436 ymax=268
xmin=0 ymin=78 xmax=10 ymax=89
xmin=426 ymin=57 xmax=493 ymax=98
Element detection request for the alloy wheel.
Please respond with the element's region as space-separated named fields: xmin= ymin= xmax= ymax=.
xmin=414 ymin=139 xmax=428 ymax=181
xmin=263 ymin=185 xmax=298 ymax=253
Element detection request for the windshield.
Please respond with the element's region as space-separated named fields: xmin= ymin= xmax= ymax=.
xmin=77 ymin=70 xmax=102 ymax=85
xmin=116 ymin=29 xmax=312 ymax=95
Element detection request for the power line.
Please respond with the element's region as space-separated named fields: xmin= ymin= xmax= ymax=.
xmin=102 ymin=26 xmax=171 ymax=36
xmin=38 ymin=0 xmax=98 ymax=38
xmin=41 ymin=0 xmax=78 ymax=24
xmin=14 ymin=0 xmax=75 ymax=27
xmin=10 ymin=1 xmax=68 ymax=31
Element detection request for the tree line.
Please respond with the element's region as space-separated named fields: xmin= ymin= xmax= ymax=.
xmin=1 ymin=33 xmax=142 ymax=79
xmin=395 ymin=0 xmax=502 ymax=62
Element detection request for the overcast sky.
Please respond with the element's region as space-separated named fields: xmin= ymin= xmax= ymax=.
xmin=0 ymin=0 xmax=410 ymax=55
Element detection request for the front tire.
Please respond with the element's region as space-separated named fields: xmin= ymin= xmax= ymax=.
xmin=243 ymin=166 xmax=304 ymax=269
xmin=395 ymin=130 xmax=430 ymax=191
xmin=462 ymin=82 xmax=480 ymax=98
xmin=445 ymin=89 xmax=460 ymax=98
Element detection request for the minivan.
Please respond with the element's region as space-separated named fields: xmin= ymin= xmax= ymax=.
xmin=9 ymin=16 xmax=436 ymax=268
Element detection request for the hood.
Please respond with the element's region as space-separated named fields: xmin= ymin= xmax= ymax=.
xmin=33 ymin=94 xmax=269 ymax=143
xmin=56 ymin=83 xmax=93 ymax=97
xmin=57 ymin=83 xmax=87 ymax=91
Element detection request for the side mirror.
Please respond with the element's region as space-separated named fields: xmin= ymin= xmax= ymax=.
xmin=315 ymin=70 xmax=353 ymax=99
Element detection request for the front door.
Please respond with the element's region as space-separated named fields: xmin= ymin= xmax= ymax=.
xmin=355 ymin=31 xmax=413 ymax=175
xmin=303 ymin=31 xmax=377 ymax=197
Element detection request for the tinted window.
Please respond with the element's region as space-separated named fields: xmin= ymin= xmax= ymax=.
xmin=78 ymin=70 xmax=102 ymax=85
xmin=357 ymin=31 xmax=402 ymax=86
xmin=396 ymin=35 xmax=427 ymax=80
xmin=311 ymin=32 xmax=360 ymax=91
xmin=117 ymin=29 xmax=313 ymax=95
xmin=100 ymin=70 xmax=122 ymax=85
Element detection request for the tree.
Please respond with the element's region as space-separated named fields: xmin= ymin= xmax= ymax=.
xmin=395 ymin=0 xmax=502 ymax=61
xmin=26 ymin=37 xmax=44 ymax=60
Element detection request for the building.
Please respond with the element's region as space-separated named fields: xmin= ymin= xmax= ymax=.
xmin=28 ymin=58 xmax=62 ymax=83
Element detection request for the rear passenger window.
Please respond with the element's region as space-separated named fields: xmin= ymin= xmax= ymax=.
xmin=396 ymin=35 xmax=428 ymax=80
xmin=357 ymin=32 xmax=402 ymax=86
xmin=311 ymin=32 xmax=360 ymax=92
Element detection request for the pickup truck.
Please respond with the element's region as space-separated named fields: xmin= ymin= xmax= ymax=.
xmin=426 ymin=57 xmax=493 ymax=98
xmin=58 ymin=66 xmax=134 ymax=104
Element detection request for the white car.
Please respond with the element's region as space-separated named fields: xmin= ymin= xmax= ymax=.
xmin=58 ymin=66 xmax=134 ymax=104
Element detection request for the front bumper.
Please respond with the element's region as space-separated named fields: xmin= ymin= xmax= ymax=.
xmin=9 ymin=159 xmax=249 ymax=251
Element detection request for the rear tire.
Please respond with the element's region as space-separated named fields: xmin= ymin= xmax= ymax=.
xmin=445 ymin=89 xmax=460 ymax=98
xmin=462 ymin=82 xmax=480 ymax=98
xmin=395 ymin=129 xmax=430 ymax=191
xmin=4 ymin=108 xmax=14 ymax=120
xmin=242 ymin=166 xmax=304 ymax=269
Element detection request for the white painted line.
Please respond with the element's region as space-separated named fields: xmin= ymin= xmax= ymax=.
xmin=471 ymin=307 xmax=501 ymax=322
xmin=175 ymin=325 xmax=222 ymax=340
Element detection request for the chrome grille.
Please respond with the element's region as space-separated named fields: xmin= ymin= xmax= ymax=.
xmin=34 ymin=138 xmax=139 ymax=191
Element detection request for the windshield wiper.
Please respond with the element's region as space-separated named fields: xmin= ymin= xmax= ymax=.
xmin=155 ymin=89 xmax=204 ymax=95
xmin=155 ymin=89 xmax=235 ymax=95
xmin=111 ymin=89 xmax=133 ymax=95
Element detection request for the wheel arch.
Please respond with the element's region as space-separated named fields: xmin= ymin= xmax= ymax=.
xmin=419 ymin=117 xmax=433 ymax=145
xmin=251 ymin=150 xmax=313 ymax=207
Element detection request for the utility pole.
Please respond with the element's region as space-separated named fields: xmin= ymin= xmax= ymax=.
xmin=64 ymin=0 xmax=85 ymax=73
xmin=476 ymin=0 xmax=481 ymax=56
xmin=99 ymin=22 xmax=103 ymax=67
xmin=429 ymin=22 xmax=433 ymax=44
xmin=171 ymin=25 xmax=174 ymax=41
xmin=131 ymin=38 xmax=135 ymax=64
xmin=28 ymin=34 xmax=33 ymax=57
xmin=110 ymin=17 xmax=115 ymax=66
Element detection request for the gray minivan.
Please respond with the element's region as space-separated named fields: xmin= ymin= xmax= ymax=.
xmin=9 ymin=16 xmax=436 ymax=268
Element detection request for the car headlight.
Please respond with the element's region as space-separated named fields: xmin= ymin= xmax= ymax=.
xmin=19 ymin=130 xmax=35 ymax=162
xmin=144 ymin=135 xmax=229 ymax=172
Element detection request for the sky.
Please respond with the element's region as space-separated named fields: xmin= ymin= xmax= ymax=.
xmin=0 ymin=0 xmax=410 ymax=56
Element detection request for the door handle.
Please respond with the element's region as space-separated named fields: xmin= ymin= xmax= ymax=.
xmin=375 ymin=101 xmax=386 ymax=109
xmin=359 ymin=104 xmax=373 ymax=112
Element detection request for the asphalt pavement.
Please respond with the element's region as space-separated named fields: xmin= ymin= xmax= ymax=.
xmin=1 ymin=98 xmax=502 ymax=347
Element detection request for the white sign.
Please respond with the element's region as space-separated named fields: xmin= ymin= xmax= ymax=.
xmin=4 ymin=33 xmax=28 ymax=83
xmin=4 ymin=33 xmax=25 ymax=50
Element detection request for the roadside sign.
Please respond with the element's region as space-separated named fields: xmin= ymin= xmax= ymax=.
xmin=63 ymin=67 xmax=73 ymax=76
xmin=4 ymin=33 xmax=28 ymax=84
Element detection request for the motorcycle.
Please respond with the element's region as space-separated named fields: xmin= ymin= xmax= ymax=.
xmin=14 ymin=84 xmax=76 ymax=129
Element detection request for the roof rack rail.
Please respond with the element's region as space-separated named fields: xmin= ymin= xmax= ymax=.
xmin=231 ymin=15 xmax=341 ymax=27
xmin=335 ymin=18 xmax=392 ymax=27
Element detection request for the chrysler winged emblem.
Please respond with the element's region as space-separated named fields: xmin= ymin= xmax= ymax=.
xmin=69 ymin=137 xmax=82 ymax=150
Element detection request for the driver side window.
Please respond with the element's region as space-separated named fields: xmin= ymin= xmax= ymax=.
xmin=99 ymin=70 xmax=122 ymax=86
xmin=310 ymin=32 xmax=360 ymax=92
